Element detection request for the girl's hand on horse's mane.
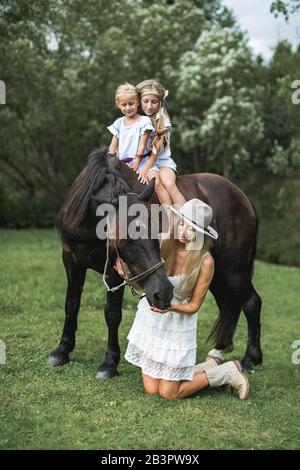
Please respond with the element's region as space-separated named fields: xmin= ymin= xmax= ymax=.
xmin=129 ymin=158 xmax=140 ymax=172
xmin=137 ymin=168 xmax=149 ymax=185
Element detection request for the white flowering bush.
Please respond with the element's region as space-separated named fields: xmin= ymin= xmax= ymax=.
xmin=267 ymin=139 xmax=300 ymax=176
xmin=176 ymin=26 xmax=264 ymax=176
xmin=200 ymin=92 xmax=264 ymax=176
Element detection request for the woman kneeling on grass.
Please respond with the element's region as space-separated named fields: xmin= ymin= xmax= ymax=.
xmin=114 ymin=199 xmax=249 ymax=401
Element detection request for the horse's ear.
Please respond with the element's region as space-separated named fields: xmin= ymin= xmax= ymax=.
xmin=137 ymin=177 xmax=156 ymax=202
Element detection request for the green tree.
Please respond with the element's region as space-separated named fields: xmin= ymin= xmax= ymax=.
xmin=271 ymin=0 xmax=300 ymax=19
xmin=1 ymin=0 xmax=233 ymax=226
xmin=257 ymin=41 xmax=300 ymax=177
xmin=176 ymin=26 xmax=264 ymax=177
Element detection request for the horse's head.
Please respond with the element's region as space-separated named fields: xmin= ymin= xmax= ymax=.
xmin=111 ymin=179 xmax=173 ymax=309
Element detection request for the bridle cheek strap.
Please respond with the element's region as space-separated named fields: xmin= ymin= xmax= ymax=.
xmin=102 ymin=235 xmax=165 ymax=298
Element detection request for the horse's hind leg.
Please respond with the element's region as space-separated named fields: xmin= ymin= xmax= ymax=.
xmin=96 ymin=269 xmax=125 ymax=379
xmin=240 ymin=284 xmax=263 ymax=372
xmin=48 ymin=250 xmax=86 ymax=366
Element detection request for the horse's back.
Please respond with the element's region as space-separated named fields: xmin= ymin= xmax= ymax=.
xmin=177 ymin=173 xmax=257 ymax=265
xmin=177 ymin=172 xmax=256 ymax=223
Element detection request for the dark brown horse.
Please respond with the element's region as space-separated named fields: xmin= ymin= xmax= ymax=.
xmin=48 ymin=147 xmax=262 ymax=376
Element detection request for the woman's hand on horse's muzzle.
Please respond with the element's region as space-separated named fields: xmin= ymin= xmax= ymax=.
xmin=150 ymin=305 xmax=170 ymax=314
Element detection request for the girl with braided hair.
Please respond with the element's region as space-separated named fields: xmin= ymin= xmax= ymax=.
xmin=135 ymin=79 xmax=186 ymax=209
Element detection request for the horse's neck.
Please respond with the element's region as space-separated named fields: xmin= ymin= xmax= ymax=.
xmin=119 ymin=162 xmax=157 ymax=200
xmin=118 ymin=163 xmax=135 ymax=187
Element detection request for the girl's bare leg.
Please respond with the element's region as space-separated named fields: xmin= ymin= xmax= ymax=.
xmin=158 ymin=372 xmax=209 ymax=400
xmin=159 ymin=167 xmax=186 ymax=207
xmin=147 ymin=170 xmax=173 ymax=236
xmin=147 ymin=170 xmax=172 ymax=206
xmin=142 ymin=372 xmax=160 ymax=395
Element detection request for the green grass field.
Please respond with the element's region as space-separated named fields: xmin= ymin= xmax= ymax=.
xmin=0 ymin=229 xmax=299 ymax=450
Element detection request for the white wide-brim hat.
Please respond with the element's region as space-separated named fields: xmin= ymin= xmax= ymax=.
xmin=167 ymin=198 xmax=218 ymax=240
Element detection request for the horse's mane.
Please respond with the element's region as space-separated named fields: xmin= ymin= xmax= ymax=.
xmin=58 ymin=147 xmax=130 ymax=231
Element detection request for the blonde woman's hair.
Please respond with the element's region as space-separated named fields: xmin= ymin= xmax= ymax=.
xmin=115 ymin=83 xmax=138 ymax=104
xmin=160 ymin=220 xmax=211 ymax=302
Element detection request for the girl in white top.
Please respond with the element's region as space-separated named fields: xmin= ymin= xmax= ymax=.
xmin=134 ymin=79 xmax=186 ymax=209
xmin=108 ymin=83 xmax=154 ymax=167
xmin=115 ymin=199 xmax=249 ymax=401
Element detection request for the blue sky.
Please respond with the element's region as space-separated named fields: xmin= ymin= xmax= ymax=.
xmin=222 ymin=0 xmax=300 ymax=60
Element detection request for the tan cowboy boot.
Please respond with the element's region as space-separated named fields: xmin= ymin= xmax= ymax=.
xmin=204 ymin=360 xmax=249 ymax=400
xmin=205 ymin=348 xmax=224 ymax=363
xmin=194 ymin=356 xmax=223 ymax=374
xmin=194 ymin=348 xmax=224 ymax=374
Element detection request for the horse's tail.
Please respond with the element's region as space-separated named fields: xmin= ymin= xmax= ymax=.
xmin=208 ymin=200 xmax=258 ymax=349
xmin=58 ymin=147 xmax=128 ymax=231
xmin=208 ymin=271 xmax=241 ymax=351
xmin=208 ymin=296 xmax=241 ymax=351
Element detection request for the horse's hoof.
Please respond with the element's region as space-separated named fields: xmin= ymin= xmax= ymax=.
xmin=96 ymin=367 xmax=119 ymax=379
xmin=241 ymin=360 xmax=254 ymax=374
xmin=48 ymin=353 xmax=70 ymax=366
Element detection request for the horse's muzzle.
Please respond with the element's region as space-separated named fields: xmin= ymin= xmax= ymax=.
xmin=144 ymin=279 xmax=173 ymax=310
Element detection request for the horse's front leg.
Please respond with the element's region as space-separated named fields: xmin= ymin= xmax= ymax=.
xmin=97 ymin=270 xmax=125 ymax=379
xmin=48 ymin=250 xmax=86 ymax=366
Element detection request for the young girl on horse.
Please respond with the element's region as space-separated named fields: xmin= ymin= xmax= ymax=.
xmin=115 ymin=199 xmax=249 ymax=400
xmin=135 ymin=79 xmax=186 ymax=208
xmin=107 ymin=83 xmax=154 ymax=167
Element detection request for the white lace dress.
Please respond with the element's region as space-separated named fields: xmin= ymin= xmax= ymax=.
xmin=125 ymin=274 xmax=197 ymax=381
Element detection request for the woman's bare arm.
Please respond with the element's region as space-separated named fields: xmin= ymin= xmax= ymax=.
xmin=151 ymin=254 xmax=214 ymax=315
